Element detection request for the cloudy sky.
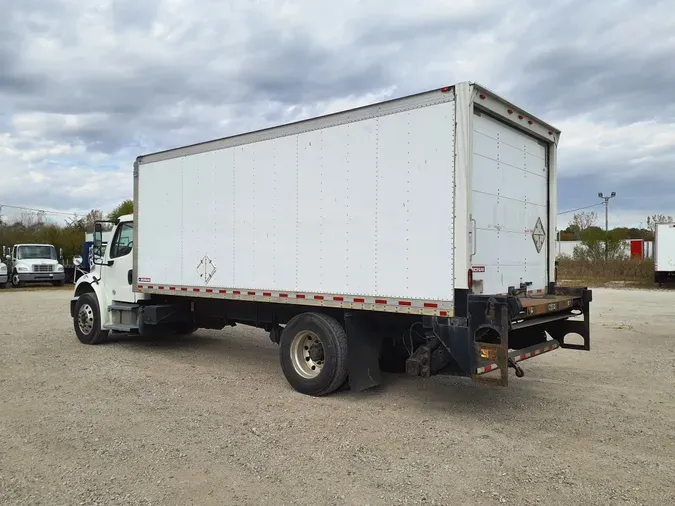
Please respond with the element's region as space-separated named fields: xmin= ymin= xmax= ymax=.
xmin=1 ymin=0 xmax=673 ymax=229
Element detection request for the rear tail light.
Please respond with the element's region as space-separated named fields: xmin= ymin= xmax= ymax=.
xmin=468 ymin=268 xmax=473 ymax=289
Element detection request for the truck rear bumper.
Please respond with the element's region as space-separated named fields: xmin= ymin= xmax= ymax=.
xmin=405 ymin=285 xmax=592 ymax=386
xmin=475 ymin=339 xmax=560 ymax=375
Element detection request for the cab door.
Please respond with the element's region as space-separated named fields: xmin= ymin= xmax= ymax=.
xmin=106 ymin=222 xmax=137 ymax=303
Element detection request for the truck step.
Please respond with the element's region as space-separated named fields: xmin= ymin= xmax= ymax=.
xmin=103 ymin=323 xmax=139 ymax=332
xmin=108 ymin=303 xmax=139 ymax=312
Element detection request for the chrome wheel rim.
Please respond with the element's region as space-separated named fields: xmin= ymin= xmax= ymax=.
xmin=78 ymin=303 xmax=94 ymax=335
xmin=290 ymin=331 xmax=324 ymax=379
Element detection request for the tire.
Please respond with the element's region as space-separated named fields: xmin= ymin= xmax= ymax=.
xmin=279 ymin=312 xmax=349 ymax=396
xmin=73 ymin=292 xmax=109 ymax=345
xmin=11 ymin=271 xmax=23 ymax=288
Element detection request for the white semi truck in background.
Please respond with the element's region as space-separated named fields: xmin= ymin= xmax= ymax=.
xmin=654 ymin=222 xmax=675 ymax=286
xmin=70 ymin=82 xmax=592 ymax=396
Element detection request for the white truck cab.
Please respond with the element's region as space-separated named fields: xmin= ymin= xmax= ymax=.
xmin=71 ymin=214 xmax=149 ymax=342
xmin=6 ymin=243 xmax=65 ymax=288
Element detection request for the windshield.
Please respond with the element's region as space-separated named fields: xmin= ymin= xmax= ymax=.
xmin=17 ymin=245 xmax=57 ymax=260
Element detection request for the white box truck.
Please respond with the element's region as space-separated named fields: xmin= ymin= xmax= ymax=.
xmin=70 ymin=82 xmax=592 ymax=396
xmin=654 ymin=223 xmax=675 ymax=286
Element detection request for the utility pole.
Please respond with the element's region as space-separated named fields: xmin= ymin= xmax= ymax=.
xmin=598 ymin=191 xmax=616 ymax=260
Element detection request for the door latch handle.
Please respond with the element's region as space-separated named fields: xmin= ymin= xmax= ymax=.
xmin=470 ymin=218 xmax=477 ymax=256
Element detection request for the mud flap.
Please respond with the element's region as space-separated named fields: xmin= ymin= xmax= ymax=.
xmin=344 ymin=311 xmax=382 ymax=392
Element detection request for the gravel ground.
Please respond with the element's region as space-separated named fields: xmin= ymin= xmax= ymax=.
xmin=1 ymin=287 xmax=674 ymax=505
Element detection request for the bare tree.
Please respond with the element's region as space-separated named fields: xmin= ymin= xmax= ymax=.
xmin=647 ymin=214 xmax=673 ymax=232
xmin=571 ymin=211 xmax=598 ymax=231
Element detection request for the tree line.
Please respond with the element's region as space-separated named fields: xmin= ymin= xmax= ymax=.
xmin=561 ymin=211 xmax=672 ymax=261
xmin=0 ymin=200 xmax=133 ymax=261
xmin=559 ymin=212 xmax=672 ymax=242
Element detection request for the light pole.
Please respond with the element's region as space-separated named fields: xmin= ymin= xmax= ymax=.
xmin=598 ymin=191 xmax=616 ymax=260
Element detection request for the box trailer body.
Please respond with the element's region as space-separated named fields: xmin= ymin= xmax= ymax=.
xmin=654 ymin=223 xmax=675 ymax=285
xmin=70 ymin=82 xmax=592 ymax=396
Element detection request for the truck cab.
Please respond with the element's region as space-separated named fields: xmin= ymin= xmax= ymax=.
xmin=71 ymin=215 xmax=151 ymax=342
xmin=6 ymin=243 xmax=65 ymax=288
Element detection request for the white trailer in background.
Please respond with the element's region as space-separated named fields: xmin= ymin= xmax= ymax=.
xmin=654 ymin=223 xmax=675 ymax=286
xmin=70 ymin=82 xmax=592 ymax=396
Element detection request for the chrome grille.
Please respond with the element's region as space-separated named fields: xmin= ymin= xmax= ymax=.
xmin=33 ymin=264 xmax=54 ymax=273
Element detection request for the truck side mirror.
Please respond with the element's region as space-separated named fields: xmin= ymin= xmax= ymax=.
xmin=94 ymin=222 xmax=103 ymax=250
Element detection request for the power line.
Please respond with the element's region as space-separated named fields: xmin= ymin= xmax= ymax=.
xmin=557 ymin=202 xmax=603 ymax=216
xmin=0 ymin=204 xmax=79 ymax=218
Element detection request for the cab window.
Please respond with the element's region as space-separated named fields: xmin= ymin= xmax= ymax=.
xmin=109 ymin=223 xmax=134 ymax=258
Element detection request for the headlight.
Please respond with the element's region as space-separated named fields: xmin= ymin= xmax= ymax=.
xmin=73 ymin=255 xmax=83 ymax=266
xmin=56 ymin=264 xmax=64 ymax=272
xmin=17 ymin=266 xmax=29 ymax=272
xmin=0 ymin=265 xmax=6 ymax=273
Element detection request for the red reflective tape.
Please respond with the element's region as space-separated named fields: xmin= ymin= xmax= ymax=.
xmin=219 ymin=289 xmax=227 ymax=294
xmin=424 ymin=303 xmax=438 ymax=309
xmin=296 ymin=294 xmax=306 ymax=299
xmin=205 ymin=288 xmax=213 ymax=293
xmin=170 ymin=287 xmax=176 ymax=291
xmin=333 ymin=296 xmax=344 ymax=301
xmin=279 ymin=293 xmax=288 ymax=298
xmin=193 ymin=288 xmax=200 ymax=292
xmin=314 ymin=295 xmax=324 ymax=300
xmin=354 ymin=298 xmax=365 ymax=303
xmin=263 ymin=292 xmax=271 ymax=297
xmin=138 ymin=285 xmax=144 ymax=289
xmin=247 ymin=291 xmax=256 ymax=296
xmin=439 ymin=311 xmax=448 ymax=317
xmin=181 ymin=287 xmax=188 ymax=292
xmin=375 ymin=299 xmax=387 ymax=305
xmin=147 ymin=285 xmax=154 ymax=289
xmin=233 ymin=290 xmax=241 ymax=295
xmin=398 ymin=301 xmax=412 ymax=306
xmin=158 ymin=286 xmax=165 ymax=290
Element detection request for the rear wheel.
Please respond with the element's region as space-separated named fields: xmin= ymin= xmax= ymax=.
xmin=73 ymin=292 xmax=108 ymax=345
xmin=279 ymin=312 xmax=349 ymax=396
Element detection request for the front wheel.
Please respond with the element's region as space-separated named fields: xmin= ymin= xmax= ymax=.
xmin=279 ymin=312 xmax=349 ymax=396
xmin=11 ymin=271 xmax=22 ymax=288
xmin=73 ymin=292 xmax=108 ymax=345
